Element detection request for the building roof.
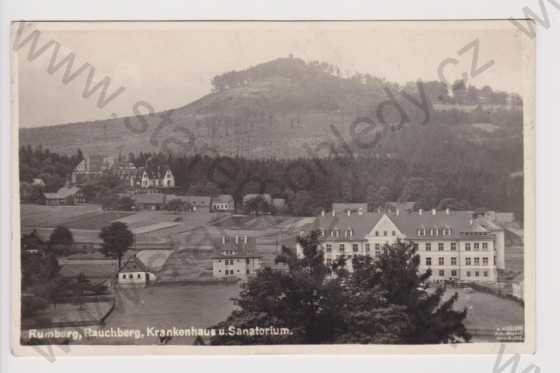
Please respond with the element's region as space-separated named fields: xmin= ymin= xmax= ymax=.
xmin=211 ymin=235 xmax=258 ymax=259
xmin=132 ymin=193 xmax=166 ymax=205
xmin=331 ymin=203 xmax=368 ymax=212
xmin=139 ymin=164 xmax=173 ymax=179
xmin=212 ymin=194 xmax=234 ymax=204
xmin=306 ymin=210 xmax=493 ymax=241
xmin=44 ymin=186 xmax=81 ymax=200
xmin=167 ymin=195 xmax=211 ymax=206
xmin=119 ymin=256 xmax=149 ymax=273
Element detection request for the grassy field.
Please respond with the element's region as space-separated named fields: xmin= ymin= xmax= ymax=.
xmin=87 ymin=284 xmax=242 ymax=345
xmin=21 ymin=204 xmax=102 ymax=227
xmin=62 ymin=211 xmax=134 ymax=229
xmin=446 ymin=287 xmax=524 ymax=340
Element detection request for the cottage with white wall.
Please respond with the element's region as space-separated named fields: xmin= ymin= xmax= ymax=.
xmin=117 ymin=256 xmax=156 ymax=287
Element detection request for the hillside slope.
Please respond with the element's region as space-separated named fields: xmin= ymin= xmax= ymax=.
xmin=19 ymin=57 xmax=523 ymax=163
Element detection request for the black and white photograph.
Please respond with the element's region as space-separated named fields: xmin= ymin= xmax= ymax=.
xmin=10 ymin=20 xmax=535 ymax=355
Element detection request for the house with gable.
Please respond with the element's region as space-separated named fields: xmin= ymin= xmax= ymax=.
xmin=297 ymin=208 xmax=506 ymax=283
xmin=117 ymin=256 xmax=157 ymax=287
xmin=211 ymin=235 xmax=261 ymax=280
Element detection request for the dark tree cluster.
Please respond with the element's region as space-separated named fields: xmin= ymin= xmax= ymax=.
xmin=206 ymin=232 xmax=470 ymax=345
xmin=141 ymin=149 xmax=523 ymax=220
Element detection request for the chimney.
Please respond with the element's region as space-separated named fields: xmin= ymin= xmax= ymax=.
xmin=419 ymin=209 xmax=423 ymax=215
xmin=446 ymin=208 xmax=450 ymax=215
xmin=321 ymin=209 xmax=325 ymax=216
xmin=346 ymin=210 xmax=351 ymax=216
xmin=432 ymin=209 xmax=436 ymax=215
xmin=332 ymin=210 xmax=336 ymax=216
xmin=396 ymin=209 xmax=400 ymax=216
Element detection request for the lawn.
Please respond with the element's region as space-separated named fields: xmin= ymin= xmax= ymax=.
xmin=445 ymin=287 xmax=524 ymax=340
xmin=62 ymin=211 xmax=134 ymax=229
xmin=21 ymin=204 xmax=102 ymax=228
xmin=86 ymin=284 xmax=242 ymax=345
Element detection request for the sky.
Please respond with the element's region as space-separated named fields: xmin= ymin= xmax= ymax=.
xmin=13 ymin=21 xmax=533 ymax=128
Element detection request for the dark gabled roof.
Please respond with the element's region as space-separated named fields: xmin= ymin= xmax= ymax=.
xmin=213 ymin=236 xmax=257 ymax=251
xmin=119 ymin=256 xmax=149 ymax=273
xmin=167 ymin=194 xmax=211 ymax=206
xmin=303 ymin=210 xmax=493 ymax=241
xmin=212 ymin=194 xmax=234 ymax=204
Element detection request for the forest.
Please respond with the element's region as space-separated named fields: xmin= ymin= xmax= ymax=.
xmin=128 ymin=149 xmax=523 ymax=220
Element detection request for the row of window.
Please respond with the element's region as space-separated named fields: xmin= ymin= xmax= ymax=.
xmin=425 ymin=256 xmax=493 ymax=266
xmin=220 ymin=269 xmax=251 ymax=275
xmin=120 ymin=273 xmax=145 ymax=280
xmin=320 ymin=229 xmax=354 ymax=238
xmin=325 ymin=242 xmax=390 ymax=254
xmin=415 ymin=242 xmax=489 ymax=251
xmin=434 ymin=269 xmax=489 ymax=278
xmin=324 ymin=241 xmax=490 ymax=254
xmin=220 ymin=258 xmax=253 ymax=265
xmin=417 ymin=227 xmax=453 ymax=236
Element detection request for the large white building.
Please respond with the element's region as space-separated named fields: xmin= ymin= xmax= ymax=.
xmin=296 ymin=209 xmax=505 ymax=283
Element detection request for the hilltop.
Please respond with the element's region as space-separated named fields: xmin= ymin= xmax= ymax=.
xmin=19 ymin=57 xmax=523 ymax=162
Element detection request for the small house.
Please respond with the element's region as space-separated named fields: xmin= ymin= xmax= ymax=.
xmin=117 ymin=256 xmax=156 ymax=287
xmin=133 ymin=193 xmax=166 ymax=210
xmin=211 ymin=194 xmax=235 ymax=212
xmin=44 ymin=186 xmax=85 ymax=206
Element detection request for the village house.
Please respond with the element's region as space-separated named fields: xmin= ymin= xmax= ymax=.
xmin=21 ymin=230 xmax=48 ymax=255
xmin=132 ymin=166 xmax=175 ymax=189
xmin=297 ymin=208 xmax=506 ymax=283
xmin=117 ymin=256 xmax=156 ymax=287
xmin=132 ymin=193 xmax=166 ymax=210
xmin=71 ymin=154 xmax=114 ymax=185
xmin=211 ymin=194 xmax=235 ymax=212
xmin=113 ymin=159 xmax=138 ymax=185
xmin=166 ymin=195 xmax=211 ymax=212
xmin=32 ymin=178 xmax=45 ymax=187
xmin=44 ymin=186 xmax=85 ymax=206
xmin=211 ymin=235 xmax=261 ymax=280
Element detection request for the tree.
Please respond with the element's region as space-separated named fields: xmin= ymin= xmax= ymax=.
xmin=436 ymin=198 xmax=471 ymax=211
xmin=48 ymin=226 xmax=74 ymax=247
xmin=207 ymin=232 xmax=410 ymax=345
xmin=208 ymin=232 xmax=349 ymax=345
xmin=99 ymin=222 xmax=133 ymax=269
xmin=165 ymin=198 xmax=187 ymax=213
xmin=243 ymin=195 xmax=274 ymax=216
xmin=354 ymin=241 xmax=471 ymax=343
